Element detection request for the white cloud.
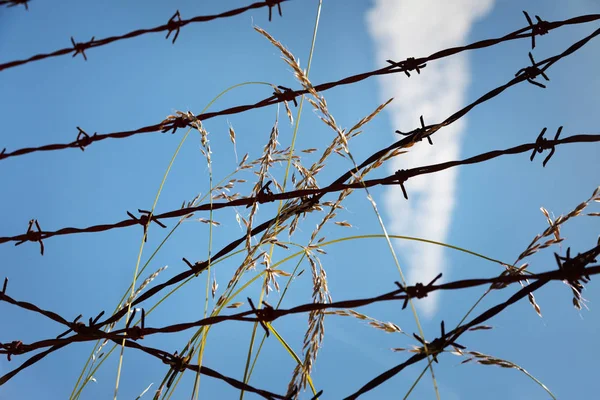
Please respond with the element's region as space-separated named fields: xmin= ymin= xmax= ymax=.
xmin=366 ymin=0 xmax=494 ymax=316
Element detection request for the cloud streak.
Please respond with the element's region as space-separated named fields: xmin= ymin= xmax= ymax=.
xmin=366 ymin=0 xmax=494 ymax=316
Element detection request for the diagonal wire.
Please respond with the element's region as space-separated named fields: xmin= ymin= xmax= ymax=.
xmin=1 ymin=13 xmax=598 ymax=162
xmin=0 ymin=1 xmax=290 ymax=72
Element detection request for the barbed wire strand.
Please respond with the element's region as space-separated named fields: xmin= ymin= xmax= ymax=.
xmin=2 ymin=243 xmax=598 ymax=395
xmin=1 ymin=11 xmax=598 ymax=399
xmin=1 ymin=28 xmax=597 ymax=339
xmin=2 ymin=25 xmax=598 ymax=249
xmin=1 ymin=13 xmax=598 ymax=162
xmin=0 ymin=132 xmax=597 ymax=247
xmin=0 ymin=1 xmax=289 ymax=72
xmin=343 ymin=243 xmax=600 ymax=399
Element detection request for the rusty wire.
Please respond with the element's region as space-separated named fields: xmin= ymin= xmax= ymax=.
xmin=1 ymin=132 xmax=598 ymax=251
xmin=2 ymin=23 xmax=599 ymax=251
xmin=0 ymin=25 xmax=597 ymax=364
xmin=1 ymin=13 xmax=598 ymax=162
xmin=0 ymin=0 xmax=30 ymax=10
xmin=344 ymin=243 xmax=600 ymax=399
xmin=0 ymin=1 xmax=288 ymax=71
xmin=0 ymin=26 xmax=597 ymax=346
xmin=2 ymin=243 xmax=598 ymax=394
xmin=1 ymin=8 xmax=599 ymax=399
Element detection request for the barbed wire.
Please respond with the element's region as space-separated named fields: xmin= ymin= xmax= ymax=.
xmin=344 ymin=242 xmax=600 ymax=399
xmin=3 ymin=20 xmax=599 ymax=251
xmin=1 ymin=13 xmax=598 ymax=162
xmin=2 ymin=242 xmax=598 ymax=395
xmin=2 ymin=8 xmax=599 ymax=399
xmin=1 ymin=131 xmax=598 ymax=251
xmin=1 ymin=28 xmax=596 ymax=357
xmin=0 ymin=0 xmax=30 ymax=10
xmin=0 ymin=1 xmax=288 ymax=72
xmin=2 ymin=24 xmax=597 ymax=250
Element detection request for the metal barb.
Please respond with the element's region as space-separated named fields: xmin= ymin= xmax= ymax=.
xmin=3 ymin=340 xmax=23 ymax=362
xmin=393 ymin=169 xmax=409 ymax=199
xmin=530 ymin=126 xmax=562 ymax=167
xmin=265 ymin=0 xmax=283 ymax=21
xmin=182 ymin=257 xmax=208 ymax=275
xmin=515 ymin=52 xmax=550 ymax=88
xmin=395 ymin=115 xmax=433 ymax=145
xmin=4 ymin=0 xmax=29 ymax=10
xmin=397 ymin=273 xmax=443 ymax=309
xmin=411 ymin=320 xmax=465 ymax=363
xmin=126 ymin=308 xmax=137 ymax=329
xmin=127 ymin=209 xmax=167 ymax=241
xmin=523 ymin=11 xmax=550 ymax=49
xmin=165 ymin=10 xmax=182 ymax=44
xmin=274 ymin=85 xmax=298 ymax=107
xmin=92 ymin=311 xmax=105 ymax=325
xmin=160 ymin=115 xmax=190 ymax=134
xmin=247 ymin=181 xmax=275 ymax=208
xmin=70 ymin=36 xmax=95 ymax=61
xmin=164 ymin=350 xmax=193 ymax=389
xmin=75 ymin=127 xmax=97 ymax=151
xmin=386 ymin=57 xmax=427 ymax=77
xmin=14 ymin=219 xmax=44 ymax=255
xmin=247 ymin=297 xmax=271 ymax=337
xmin=257 ymin=181 xmax=275 ymax=203
xmin=129 ymin=323 xmax=145 ymax=341
xmin=126 ymin=308 xmax=146 ymax=340
xmin=554 ymin=245 xmax=599 ymax=309
xmin=59 ymin=313 xmax=103 ymax=339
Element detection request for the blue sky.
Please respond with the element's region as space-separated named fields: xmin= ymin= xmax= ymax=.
xmin=0 ymin=0 xmax=599 ymax=399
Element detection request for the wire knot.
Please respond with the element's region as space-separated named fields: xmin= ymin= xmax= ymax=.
xmin=247 ymin=181 xmax=275 ymax=208
xmin=265 ymin=0 xmax=283 ymax=21
xmin=127 ymin=209 xmax=167 ymax=241
xmin=396 ymin=115 xmax=433 ymax=145
xmin=2 ymin=340 xmax=24 ymax=362
xmin=160 ymin=111 xmax=195 ymax=134
xmin=412 ymin=321 xmax=465 ymax=363
xmin=56 ymin=312 xmax=106 ymax=340
xmin=515 ymin=52 xmax=549 ymax=88
xmin=182 ymin=257 xmax=209 ymax=275
xmin=164 ymin=350 xmax=192 ymax=372
xmin=3 ymin=0 xmax=30 ymax=10
xmin=70 ymin=36 xmax=95 ymax=61
xmin=555 ymin=245 xmax=599 ymax=309
xmin=166 ymin=10 xmax=183 ymax=44
xmin=257 ymin=181 xmax=275 ymax=204
xmin=126 ymin=308 xmax=146 ymax=340
xmin=75 ymin=127 xmax=97 ymax=151
xmin=162 ymin=349 xmax=194 ymax=388
xmin=523 ymin=11 xmax=550 ymax=49
xmin=396 ymin=273 xmax=442 ymax=309
xmin=386 ymin=57 xmax=427 ymax=77
xmin=14 ymin=219 xmax=44 ymax=255
xmin=530 ymin=126 xmax=562 ymax=167
xmin=72 ymin=321 xmax=100 ymax=337
xmin=273 ymin=85 xmax=298 ymax=107
xmin=392 ymin=169 xmax=410 ymax=199
xmin=247 ymin=297 xmax=275 ymax=337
